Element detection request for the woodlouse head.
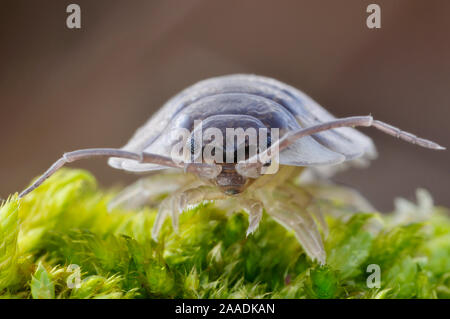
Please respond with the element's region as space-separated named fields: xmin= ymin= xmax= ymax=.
xmin=187 ymin=114 xmax=273 ymax=195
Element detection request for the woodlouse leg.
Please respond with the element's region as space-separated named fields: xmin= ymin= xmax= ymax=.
xmin=252 ymin=185 xmax=326 ymax=264
xmin=239 ymin=198 xmax=263 ymax=236
xmin=275 ymin=184 xmax=329 ymax=237
xmin=152 ymin=195 xmax=172 ymax=241
xmin=151 ymin=183 xmax=226 ymax=241
xmin=263 ymin=196 xmax=326 ymax=265
xmin=107 ymin=173 xmax=193 ymax=211
xmin=170 ymin=183 xmax=213 ymax=233
xmin=19 ymin=148 xmax=220 ymax=198
xmin=213 ymin=195 xmax=263 ymax=236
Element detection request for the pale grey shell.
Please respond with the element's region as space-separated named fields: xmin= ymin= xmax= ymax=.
xmin=108 ymin=74 xmax=377 ymax=172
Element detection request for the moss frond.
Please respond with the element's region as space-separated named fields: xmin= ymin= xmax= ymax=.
xmin=0 ymin=169 xmax=449 ymax=299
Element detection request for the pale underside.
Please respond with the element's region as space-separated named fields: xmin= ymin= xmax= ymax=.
xmin=108 ymin=166 xmax=375 ymax=265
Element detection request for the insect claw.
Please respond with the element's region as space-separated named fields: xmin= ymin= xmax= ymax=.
xmin=241 ymin=199 xmax=263 ymax=237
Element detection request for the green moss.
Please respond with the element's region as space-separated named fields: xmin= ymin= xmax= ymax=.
xmin=0 ymin=169 xmax=449 ymax=299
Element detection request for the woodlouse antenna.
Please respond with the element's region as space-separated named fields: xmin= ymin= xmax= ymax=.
xmin=19 ymin=148 xmax=221 ymax=198
xmin=279 ymin=115 xmax=445 ymax=152
xmin=237 ymin=115 xmax=445 ymax=175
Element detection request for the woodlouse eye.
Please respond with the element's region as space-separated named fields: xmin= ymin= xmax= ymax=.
xmin=230 ymin=145 xmax=250 ymax=163
xmin=266 ymin=135 xmax=272 ymax=148
xmin=263 ymin=161 xmax=272 ymax=167
xmin=190 ymin=139 xmax=196 ymax=155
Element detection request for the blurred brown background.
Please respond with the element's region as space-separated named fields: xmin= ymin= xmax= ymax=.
xmin=0 ymin=0 xmax=448 ymax=211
